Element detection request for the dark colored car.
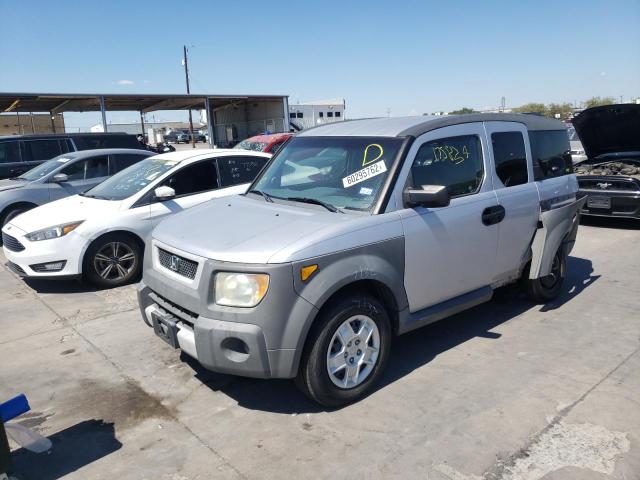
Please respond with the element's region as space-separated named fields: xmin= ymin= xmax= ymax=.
xmin=573 ymin=104 xmax=640 ymax=219
xmin=0 ymin=133 xmax=145 ymax=179
xmin=234 ymin=133 xmax=293 ymax=154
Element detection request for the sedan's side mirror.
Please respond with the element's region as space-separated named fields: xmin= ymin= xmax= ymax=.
xmin=154 ymin=185 xmax=176 ymax=200
xmin=52 ymin=173 xmax=69 ymax=183
xmin=403 ymin=185 xmax=450 ymax=208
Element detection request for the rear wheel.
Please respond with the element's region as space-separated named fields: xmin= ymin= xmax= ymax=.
xmin=84 ymin=234 xmax=142 ymax=288
xmin=296 ymin=293 xmax=391 ymax=407
xmin=523 ymin=247 xmax=566 ymax=303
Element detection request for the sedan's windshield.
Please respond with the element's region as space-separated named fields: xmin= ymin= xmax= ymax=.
xmin=251 ymin=136 xmax=404 ymax=212
xmin=83 ymin=157 xmax=178 ymax=200
xmin=18 ymin=155 xmax=76 ymax=181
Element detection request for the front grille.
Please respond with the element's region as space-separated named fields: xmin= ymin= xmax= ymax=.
xmin=6 ymin=261 xmax=26 ymax=276
xmin=2 ymin=232 xmax=25 ymax=252
xmin=158 ymin=248 xmax=198 ymax=279
xmin=578 ymin=178 xmax=640 ymax=192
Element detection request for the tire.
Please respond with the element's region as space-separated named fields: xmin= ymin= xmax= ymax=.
xmin=522 ymin=247 xmax=566 ymax=303
xmin=83 ymin=233 xmax=142 ymax=288
xmin=296 ymin=293 xmax=391 ymax=407
xmin=2 ymin=206 xmax=32 ymax=227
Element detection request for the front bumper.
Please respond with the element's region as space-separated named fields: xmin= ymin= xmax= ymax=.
xmin=137 ymin=240 xmax=319 ymax=379
xmin=1 ymin=224 xmax=84 ymax=277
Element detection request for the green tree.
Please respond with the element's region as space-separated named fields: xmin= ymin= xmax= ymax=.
xmin=449 ymin=107 xmax=478 ymax=115
xmin=546 ymin=102 xmax=574 ymax=119
xmin=513 ymin=103 xmax=547 ymax=115
xmin=584 ymin=96 xmax=616 ymax=108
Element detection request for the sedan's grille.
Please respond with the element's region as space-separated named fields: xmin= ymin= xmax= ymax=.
xmin=5 ymin=261 xmax=26 ymax=276
xmin=578 ymin=178 xmax=640 ymax=192
xmin=158 ymin=248 xmax=198 ymax=279
xmin=2 ymin=232 xmax=25 ymax=252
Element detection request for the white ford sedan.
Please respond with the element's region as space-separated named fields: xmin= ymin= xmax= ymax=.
xmin=2 ymin=149 xmax=270 ymax=287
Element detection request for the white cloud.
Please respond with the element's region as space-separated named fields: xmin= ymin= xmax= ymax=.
xmin=600 ymin=71 xmax=607 ymax=77
xmin=117 ymin=79 xmax=135 ymax=85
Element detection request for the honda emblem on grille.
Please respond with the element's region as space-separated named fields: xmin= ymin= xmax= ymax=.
xmin=169 ymin=255 xmax=180 ymax=272
xmin=597 ymin=182 xmax=612 ymax=189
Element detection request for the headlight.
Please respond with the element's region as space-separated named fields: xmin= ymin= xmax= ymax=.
xmin=25 ymin=221 xmax=83 ymax=242
xmin=214 ymin=272 xmax=269 ymax=307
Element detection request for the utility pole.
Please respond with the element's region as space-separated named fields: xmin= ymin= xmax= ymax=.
xmin=183 ymin=45 xmax=196 ymax=149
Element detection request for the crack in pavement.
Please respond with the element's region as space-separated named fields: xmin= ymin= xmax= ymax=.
xmin=483 ymin=341 xmax=640 ymax=479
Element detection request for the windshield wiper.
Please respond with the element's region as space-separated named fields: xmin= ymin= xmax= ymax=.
xmin=247 ymin=189 xmax=273 ymax=202
xmin=285 ymin=196 xmax=343 ymax=213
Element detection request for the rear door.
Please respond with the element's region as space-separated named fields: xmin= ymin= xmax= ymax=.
xmin=0 ymin=141 xmax=22 ymax=179
xmin=484 ymin=122 xmax=540 ymax=280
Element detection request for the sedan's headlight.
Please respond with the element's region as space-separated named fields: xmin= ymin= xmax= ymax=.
xmin=25 ymin=221 xmax=83 ymax=242
xmin=214 ymin=272 xmax=269 ymax=307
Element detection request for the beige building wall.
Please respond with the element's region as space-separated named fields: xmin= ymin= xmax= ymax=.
xmin=0 ymin=113 xmax=65 ymax=135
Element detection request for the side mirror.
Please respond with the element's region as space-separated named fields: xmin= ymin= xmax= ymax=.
xmin=52 ymin=173 xmax=69 ymax=183
xmin=154 ymin=185 xmax=175 ymax=200
xmin=403 ymin=185 xmax=450 ymax=208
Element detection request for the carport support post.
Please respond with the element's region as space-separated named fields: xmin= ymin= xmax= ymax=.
xmin=49 ymin=111 xmax=56 ymax=133
xmin=205 ymin=97 xmax=215 ymax=147
xmin=99 ymin=96 xmax=108 ymax=133
xmin=139 ymin=111 xmax=146 ymax=142
xmin=283 ymin=96 xmax=290 ymax=132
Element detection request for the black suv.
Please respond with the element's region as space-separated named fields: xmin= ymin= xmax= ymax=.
xmin=0 ymin=133 xmax=145 ymax=179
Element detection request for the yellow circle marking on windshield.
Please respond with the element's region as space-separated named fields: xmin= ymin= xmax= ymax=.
xmin=362 ymin=144 xmax=384 ymax=166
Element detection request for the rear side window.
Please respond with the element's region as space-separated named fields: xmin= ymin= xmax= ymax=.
xmin=112 ymin=153 xmax=148 ymax=173
xmin=0 ymin=141 xmax=20 ymax=164
xmin=529 ymin=130 xmax=573 ymax=179
xmin=218 ymin=156 xmax=268 ymax=187
xmin=491 ymin=132 xmax=528 ymax=187
xmin=25 ymin=139 xmax=63 ymax=161
xmin=162 ymin=159 xmax=219 ymax=197
xmin=411 ymin=135 xmax=483 ymax=198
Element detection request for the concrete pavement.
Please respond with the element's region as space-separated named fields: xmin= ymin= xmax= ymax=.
xmin=1 ymin=216 xmax=639 ymax=479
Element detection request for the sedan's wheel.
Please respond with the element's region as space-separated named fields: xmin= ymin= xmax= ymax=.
xmin=84 ymin=234 xmax=142 ymax=288
xmin=522 ymin=247 xmax=566 ymax=303
xmin=296 ymin=293 xmax=391 ymax=407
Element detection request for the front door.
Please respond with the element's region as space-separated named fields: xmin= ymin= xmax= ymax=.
xmin=484 ymin=122 xmax=540 ymax=280
xmin=396 ymin=123 xmax=500 ymax=312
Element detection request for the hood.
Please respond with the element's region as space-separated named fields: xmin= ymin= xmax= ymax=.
xmin=8 ymin=194 xmax=122 ymax=234
xmin=572 ymin=104 xmax=640 ymax=158
xmin=0 ymin=178 xmax=27 ymax=193
xmin=153 ymin=195 xmax=356 ymax=264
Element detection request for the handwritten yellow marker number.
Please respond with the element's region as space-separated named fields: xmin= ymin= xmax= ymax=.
xmin=362 ymin=144 xmax=384 ymax=166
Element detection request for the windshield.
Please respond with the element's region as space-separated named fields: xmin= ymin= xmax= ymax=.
xmin=18 ymin=155 xmax=75 ymax=181
xmin=83 ymin=157 xmax=178 ymax=200
xmin=251 ymin=136 xmax=404 ymax=212
xmin=235 ymin=140 xmax=269 ymax=152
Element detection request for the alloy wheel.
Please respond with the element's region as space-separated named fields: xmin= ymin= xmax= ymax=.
xmin=93 ymin=241 xmax=136 ymax=281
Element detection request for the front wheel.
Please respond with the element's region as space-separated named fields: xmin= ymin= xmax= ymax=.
xmin=296 ymin=293 xmax=391 ymax=407
xmin=522 ymin=247 xmax=566 ymax=303
xmin=84 ymin=234 xmax=142 ymax=288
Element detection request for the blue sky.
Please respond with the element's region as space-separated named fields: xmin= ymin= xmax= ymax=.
xmin=1 ymin=0 xmax=639 ymax=128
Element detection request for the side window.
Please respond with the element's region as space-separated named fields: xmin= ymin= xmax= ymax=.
xmin=0 ymin=142 xmax=20 ymax=164
xmin=162 ymin=159 xmax=219 ymax=197
xmin=327 ymin=112 xmax=334 ymax=118
xmin=112 ymin=153 xmax=147 ymax=173
xmin=84 ymin=156 xmax=110 ymax=179
xmin=218 ymin=156 xmax=268 ymax=187
xmin=319 ymin=112 xmax=324 ymax=118
xmin=61 ymin=160 xmax=88 ymax=180
xmin=491 ymin=132 xmax=528 ymax=187
xmin=26 ymin=140 xmax=63 ymax=161
xmin=335 ymin=111 xmax=341 ymax=118
xmin=529 ymin=130 xmax=573 ymax=180
xmin=411 ymin=135 xmax=483 ymax=198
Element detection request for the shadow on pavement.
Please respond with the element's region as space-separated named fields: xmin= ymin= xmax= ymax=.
xmin=185 ymin=255 xmax=598 ymax=414
xmin=23 ymin=278 xmax=99 ymax=295
xmin=10 ymin=420 xmax=121 ymax=480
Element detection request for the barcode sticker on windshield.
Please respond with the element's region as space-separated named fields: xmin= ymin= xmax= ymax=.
xmin=342 ymin=161 xmax=387 ymax=188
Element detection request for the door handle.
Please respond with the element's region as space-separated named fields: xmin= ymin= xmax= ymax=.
xmin=482 ymin=205 xmax=506 ymax=226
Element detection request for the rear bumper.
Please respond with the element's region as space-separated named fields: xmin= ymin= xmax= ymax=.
xmin=577 ymin=190 xmax=640 ymax=218
xmin=137 ymin=280 xmax=300 ymax=379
